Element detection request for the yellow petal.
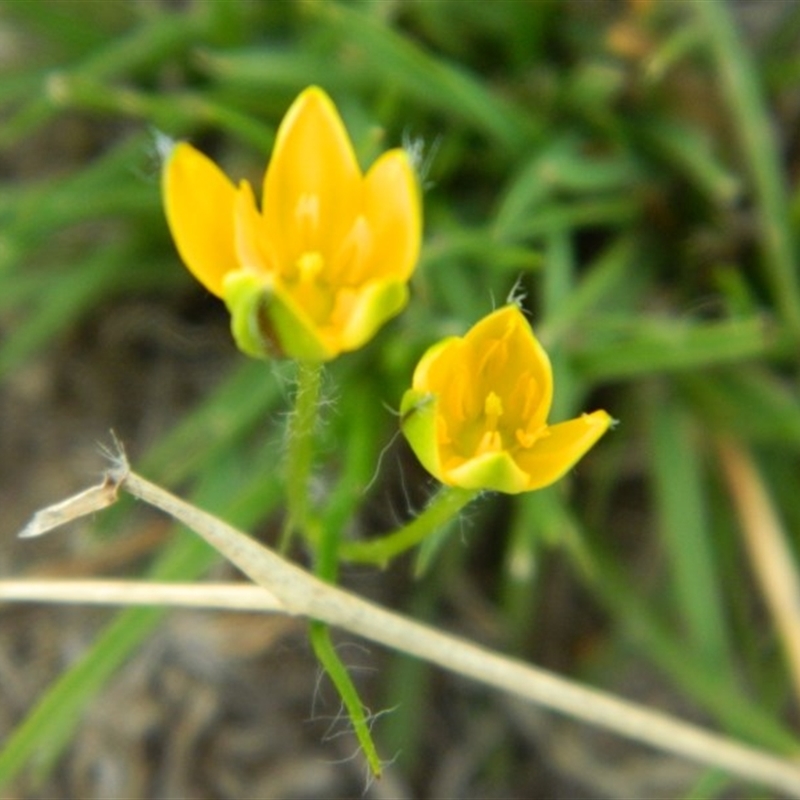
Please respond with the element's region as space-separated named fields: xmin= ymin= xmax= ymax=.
xmin=515 ymin=410 xmax=613 ymax=491
xmin=234 ymin=180 xmax=278 ymax=275
xmin=162 ymin=142 xmax=239 ymax=297
xmin=464 ymin=306 xmax=553 ymax=428
xmin=262 ymin=86 xmax=361 ymax=264
xmin=335 ymin=280 xmax=409 ymax=352
xmin=354 ymin=149 xmax=421 ymax=284
xmin=410 ymin=336 xmax=463 ymax=392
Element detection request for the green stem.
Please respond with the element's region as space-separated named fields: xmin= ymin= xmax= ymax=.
xmin=280 ymin=361 xmax=323 ymax=552
xmin=309 ymin=401 xmax=384 ymax=778
xmin=340 ymin=486 xmax=479 ymax=566
xmin=308 ymin=621 xmax=383 ymax=777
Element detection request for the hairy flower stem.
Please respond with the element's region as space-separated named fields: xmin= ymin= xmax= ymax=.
xmin=339 ymin=485 xmax=479 ymax=566
xmin=280 ymin=360 xmax=323 ymax=553
xmin=277 ymin=360 xmax=381 ymax=773
xmin=308 ymin=620 xmax=383 ymax=777
xmin=307 ymin=419 xmax=385 ymax=779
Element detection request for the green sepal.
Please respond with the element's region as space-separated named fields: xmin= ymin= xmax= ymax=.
xmin=223 ymin=270 xmax=273 ymax=359
xmin=222 ymin=270 xmax=332 ymax=362
xmin=445 ymin=450 xmax=529 ymax=494
xmin=400 ymin=387 xmax=445 ymax=482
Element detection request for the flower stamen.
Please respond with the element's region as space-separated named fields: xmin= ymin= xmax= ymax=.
xmin=297 ymin=251 xmax=324 ymax=284
xmin=476 ymin=430 xmax=503 ymax=456
xmin=484 ymin=391 xmax=504 ymax=428
xmin=474 ymin=391 xmax=505 ymax=456
xmin=516 ymin=425 xmax=546 ymax=449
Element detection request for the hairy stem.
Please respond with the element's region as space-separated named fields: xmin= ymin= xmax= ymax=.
xmin=280 ymin=360 xmax=323 ymax=552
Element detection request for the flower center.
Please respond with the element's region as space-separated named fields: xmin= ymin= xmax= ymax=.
xmin=288 ymin=250 xmax=334 ymax=324
xmin=297 ymin=251 xmax=324 ymax=284
xmin=466 ymin=380 xmax=546 ymax=459
xmin=475 ymin=391 xmax=505 ymax=456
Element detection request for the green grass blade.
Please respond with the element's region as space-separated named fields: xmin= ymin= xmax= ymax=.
xmin=638 ymin=117 xmax=741 ymax=205
xmin=540 ymin=236 xmax=646 ymax=347
xmin=680 ymin=366 xmax=800 ymax=446
xmin=649 ymin=390 xmax=732 ymax=671
xmin=572 ymin=316 xmax=789 ymax=381
xmin=0 ymin=243 xmax=134 ymax=379
xmin=692 ymin=0 xmax=800 ymax=335
xmin=310 ymin=2 xmax=541 ymax=153
xmin=140 ymin=359 xmax=286 ymax=486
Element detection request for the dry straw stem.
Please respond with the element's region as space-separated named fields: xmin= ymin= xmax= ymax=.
xmin=717 ymin=437 xmax=800 ymax=709
xmin=0 ymin=580 xmax=283 ymax=612
xmin=11 ymin=459 xmax=800 ymax=796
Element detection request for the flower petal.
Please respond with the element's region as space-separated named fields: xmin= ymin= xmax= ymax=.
xmin=464 ymin=306 xmax=553 ymax=427
xmin=515 ymin=410 xmax=613 ymax=491
xmin=334 ymin=280 xmax=410 ymax=352
xmin=410 ymin=336 xmax=463 ymax=392
xmin=234 ymin=180 xmax=278 ymax=275
xmin=162 ymin=142 xmax=239 ymax=297
xmin=352 ymin=149 xmax=421 ymax=284
xmin=262 ymin=86 xmax=361 ymax=264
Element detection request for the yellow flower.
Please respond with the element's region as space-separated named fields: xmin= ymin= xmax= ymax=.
xmin=400 ymin=305 xmax=612 ymax=494
xmin=162 ymin=86 xmax=421 ymax=361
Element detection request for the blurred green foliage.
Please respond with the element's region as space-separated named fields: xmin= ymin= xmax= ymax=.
xmin=2 ymin=0 xmax=800 ymax=796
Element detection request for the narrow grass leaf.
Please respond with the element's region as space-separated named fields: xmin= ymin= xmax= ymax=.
xmin=680 ymin=367 xmax=800 ymax=446
xmin=310 ymin=2 xmax=540 ymax=153
xmin=572 ymin=316 xmax=788 ymax=381
xmin=649 ymin=391 xmax=732 ymax=671
xmin=638 ymin=118 xmax=741 ymax=205
xmin=539 ymin=236 xmax=646 ymax=348
xmin=0 ymin=244 xmax=131 ymax=379
xmin=692 ymin=0 xmax=800 ymax=334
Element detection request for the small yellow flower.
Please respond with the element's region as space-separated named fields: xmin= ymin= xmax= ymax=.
xmin=401 ymin=305 xmax=612 ymax=494
xmin=162 ymin=86 xmax=421 ymax=361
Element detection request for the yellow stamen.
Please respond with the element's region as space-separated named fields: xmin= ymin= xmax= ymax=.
xmin=516 ymin=425 xmax=547 ymax=449
xmin=476 ymin=429 xmax=503 ymax=456
xmin=472 ymin=391 xmax=506 ymax=456
xmin=297 ymin=251 xmax=324 ymax=283
xmin=484 ymin=391 xmax=504 ymax=428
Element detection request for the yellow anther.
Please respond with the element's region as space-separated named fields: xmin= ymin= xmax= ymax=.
xmin=516 ymin=425 xmax=547 ymax=449
xmin=297 ymin=251 xmax=324 ymax=283
xmin=484 ymin=391 xmax=504 ymax=427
